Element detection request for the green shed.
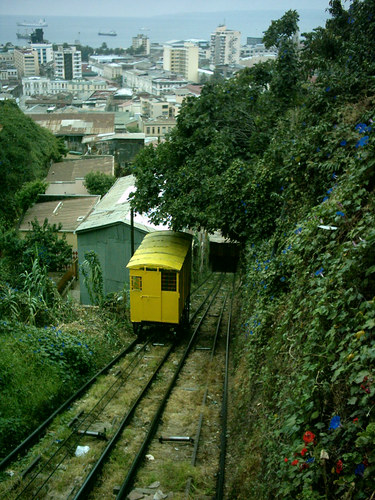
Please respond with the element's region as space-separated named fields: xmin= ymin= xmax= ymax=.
xmin=75 ymin=175 xmax=164 ymax=305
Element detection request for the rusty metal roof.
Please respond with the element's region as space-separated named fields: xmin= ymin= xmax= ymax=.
xmin=28 ymin=112 xmax=115 ymax=136
xmin=19 ymin=196 xmax=100 ymax=232
xmin=46 ymin=156 xmax=114 ymax=182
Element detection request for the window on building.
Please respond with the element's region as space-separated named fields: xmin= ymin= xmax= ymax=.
xmin=131 ymin=276 xmax=142 ymax=291
xmin=161 ymin=270 xmax=177 ymax=291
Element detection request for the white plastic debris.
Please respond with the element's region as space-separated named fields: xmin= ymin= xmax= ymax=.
xmin=75 ymin=445 xmax=90 ymax=457
xmin=318 ymin=225 xmax=338 ymax=231
xmin=145 ymin=454 xmax=155 ymax=461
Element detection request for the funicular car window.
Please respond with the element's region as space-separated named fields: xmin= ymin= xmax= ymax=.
xmin=161 ymin=270 xmax=177 ymax=291
xmin=131 ymin=276 xmax=142 ymax=291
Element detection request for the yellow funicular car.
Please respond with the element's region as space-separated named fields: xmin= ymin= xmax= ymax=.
xmin=127 ymin=231 xmax=193 ymax=334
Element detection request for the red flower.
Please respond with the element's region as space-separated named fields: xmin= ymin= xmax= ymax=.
xmin=284 ymin=457 xmax=288 ymax=462
xmin=336 ymin=459 xmax=343 ymax=474
xmin=291 ymin=459 xmax=299 ymax=466
xmin=353 ymin=417 xmax=359 ymax=423
xmin=303 ymin=431 xmax=315 ymax=444
xmin=301 ymin=447 xmax=308 ymax=457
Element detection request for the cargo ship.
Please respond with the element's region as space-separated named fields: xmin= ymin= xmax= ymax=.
xmin=98 ymin=30 xmax=117 ymax=36
xmin=17 ymin=19 xmax=47 ymax=27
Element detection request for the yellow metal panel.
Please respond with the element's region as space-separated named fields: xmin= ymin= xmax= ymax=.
xmin=127 ymin=231 xmax=192 ymax=271
xmin=129 ymin=269 xmax=161 ymax=322
xmin=161 ymin=291 xmax=179 ymax=323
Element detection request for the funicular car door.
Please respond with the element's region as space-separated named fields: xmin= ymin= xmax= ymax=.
xmin=141 ymin=268 xmax=162 ymax=322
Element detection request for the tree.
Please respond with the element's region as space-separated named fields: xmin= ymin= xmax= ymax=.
xmin=84 ymin=171 xmax=116 ymax=197
xmin=0 ymin=219 xmax=73 ymax=282
xmin=15 ymin=180 xmax=48 ymax=215
xmin=130 ymin=69 xmax=282 ymax=242
xmin=0 ymin=100 xmax=65 ymax=224
xmin=263 ymin=10 xmax=300 ymax=104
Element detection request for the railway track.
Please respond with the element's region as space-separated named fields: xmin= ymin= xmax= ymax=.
xmin=0 ymin=273 xmax=235 ymax=499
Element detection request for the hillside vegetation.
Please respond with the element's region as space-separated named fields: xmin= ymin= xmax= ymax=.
xmin=131 ymin=1 xmax=375 ymax=497
xmin=0 ymin=100 xmax=66 ymax=224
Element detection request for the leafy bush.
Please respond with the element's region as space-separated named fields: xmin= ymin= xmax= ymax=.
xmin=84 ymin=171 xmax=116 ymax=197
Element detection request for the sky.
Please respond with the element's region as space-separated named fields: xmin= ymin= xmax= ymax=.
xmin=0 ymin=0 xmax=331 ymax=17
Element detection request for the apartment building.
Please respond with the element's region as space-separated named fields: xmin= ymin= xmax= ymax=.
xmin=123 ymin=69 xmax=188 ymax=96
xmin=142 ymin=117 xmax=176 ymax=139
xmin=54 ymin=46 xmax=82 ymax=80
xmin=163 ymin=41 xmax=199 ymax=83
xmin=140 ymin=96 xmax=174 ymax=119
xmin=0 ymin=52 xmax=14 ymax=64
xmin=132 ymin=34 xmax=150 ymax=55
xmin=30 ymin=43 xmax=54 ymax=65
xmin=14 ymin=48 xmax=40 ymax=77
xmin=0 ymin=66 xmax=18 ymax=81
xmin=210 ymin=25 xmax=241 ymax=66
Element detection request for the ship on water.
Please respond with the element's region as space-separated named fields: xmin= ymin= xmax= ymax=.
xmin=98 ymin=30 xmax=117 ymax=36
xmin=16 ymin=30 xmax=31 ymax=40
xmin=17 ymin=18 xmax=47 ymax=27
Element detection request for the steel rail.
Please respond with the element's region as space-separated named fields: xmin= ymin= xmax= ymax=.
xmin=184 ymin=287 xmax=229 ymax=498
xmin=216 ymin=274 xmax=235 ymax=499
xmin=73 ymin=341 xmax=176 ymax=499
xmin=15 ymin=339 xmax=154 ymax=499
xmin=116 ymin=277 xmax=224 ymax=499
xmin=0 ymin=337 xmax=139 ymax=472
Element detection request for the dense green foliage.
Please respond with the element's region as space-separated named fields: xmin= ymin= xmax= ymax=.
xmin=84 ymin=170 xmax=116 ymax=197
xmin=0 ymin=306 xmax=131 ymax=458
xmin=0 ymin=100 xmax=66 ymax=224
xmin=131 ymin=1 xmax=375 ymax=497
xmin=0 ymin=219 xmax=73 ymax=284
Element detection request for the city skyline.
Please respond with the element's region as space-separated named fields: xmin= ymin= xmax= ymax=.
xmin=1 ymin=0 xmax=331 ymax=17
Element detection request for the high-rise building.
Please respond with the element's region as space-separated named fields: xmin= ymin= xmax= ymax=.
xmin=210 ymin=25 xmax=241 ymax=66
xmin=163 ymin=42 xmax=199 ymax=83
xmin=14 ymin=48 xmax=40 ymax=77
xmin=30 ymin=43 xmax=54 ymax=65
xmin=132 ymin=34 xmax=151 ymax=55
xmin=54 ymin=46 xmax=82 ymax=80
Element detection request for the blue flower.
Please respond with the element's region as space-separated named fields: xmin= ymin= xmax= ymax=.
xmin=325 ymin=86 xmax=331 ymax=92
xmin=322 ymin=196 xmax=329 ymax=202
xmin=355 ymin=463 xmax=365 ymax=477
xmin=306 ymin=458 xmax=315 ymax=464
xmin=355 ymin=135 xmax=369 ymax=148
xmin=315 ymin=267 xmax=324 ymax=277
xmin=327 ymin=188 xmax=333 ymax=194
xmin=332 ymin=172 xmax=337 ymax=179
xmin=355 ymin=122 xmax=368 ymax=133
xmin=280 ymin=277 xmax=286 ymax=282
xmin=316 ymin=147 xmax=321 ymax=152
xmin=294 ymin=228 xmax=302 ymax=234
xmin=340 ymin=140 xmax=347 ymax=146
xmin=329 ymin=415 xmax=341 ymax=430
xmin=336 ymin=211 xmax=345 ymax=217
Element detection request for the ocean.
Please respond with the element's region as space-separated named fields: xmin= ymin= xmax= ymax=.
xmin=0 ymin=9 xmax=329 ymax=49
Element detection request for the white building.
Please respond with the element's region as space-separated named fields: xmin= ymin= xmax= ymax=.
xmin=30 ymin=43 xmax=54 ymax=65
xmin=163 ymin=41 xmax=199 ymax=83
xmin=14 ymin=48 xmax=39 ymax=77
xmin=22 ymin=76 xmax=108 ymax=96
xmin=132 ymin=34 xmax=150 ymax=55
xmin=241 ymin=43 xmax=277 ymax=59
xmin=210 ymin=25 xmax=241 ymax=66
xmin=54 ymin=46 xmax=82 ymax=80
